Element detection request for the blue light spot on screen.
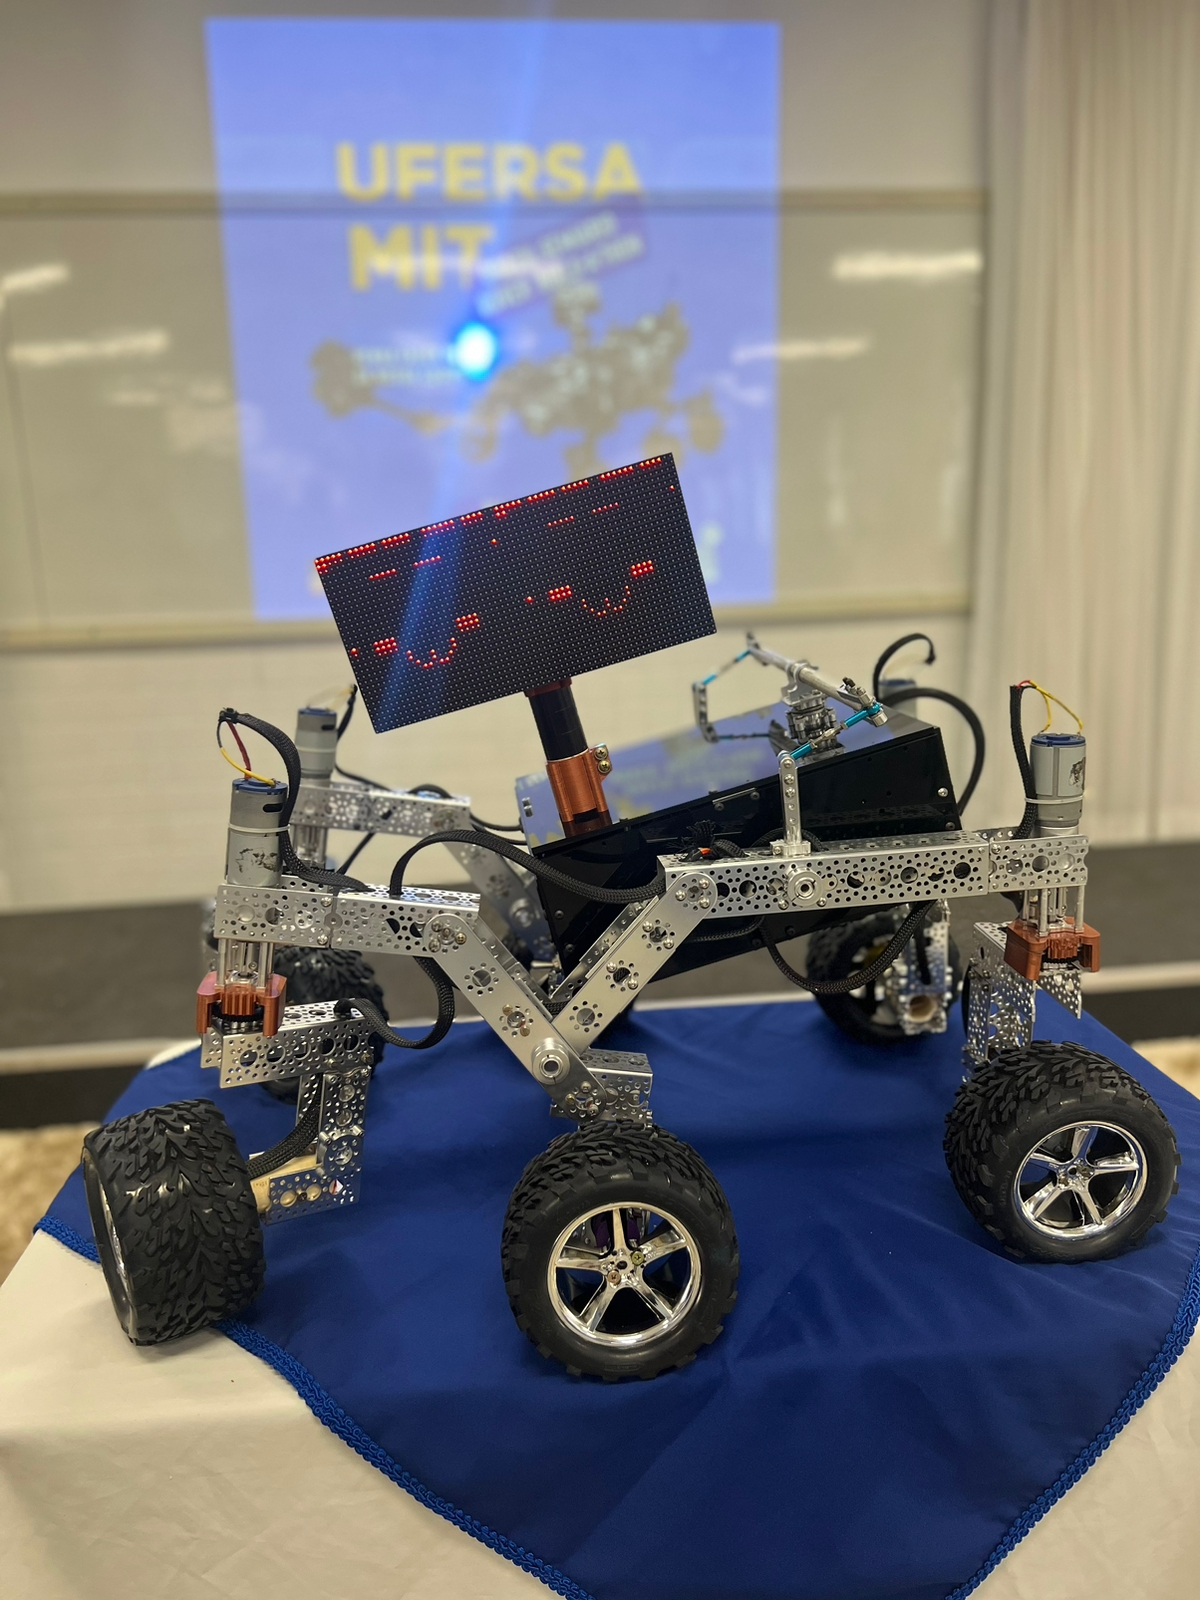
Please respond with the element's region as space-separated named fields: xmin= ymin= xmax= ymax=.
xmin=451 ymin=322 xmax=499 ymax=380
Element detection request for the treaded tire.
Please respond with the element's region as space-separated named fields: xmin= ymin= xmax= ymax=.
xmin=945 ymin=1041 xmax=1179 ymax=1262
xmin=806 ymin=911 xmax=961 ymax=1045
xmin=501 ymin=1122 xmax=739 ymax=1380
xmin=265 ymin=947 xmax=387 ymax=1100
xmin=83 ymin=1098 xmax=265 ymax=1344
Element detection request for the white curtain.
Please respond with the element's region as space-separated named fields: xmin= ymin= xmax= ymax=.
xmin=968 ymin=0 xmax=1200 ymax=840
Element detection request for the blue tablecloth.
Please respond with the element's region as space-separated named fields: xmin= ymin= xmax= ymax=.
xmin=41 ymin=998 xmax=1200 ymax=1600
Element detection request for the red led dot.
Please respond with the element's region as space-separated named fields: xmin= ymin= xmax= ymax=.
xmin=368 ymin=568 xmax=398 ymax=581
xmin=413 ymin=555 xmax=442 ymax=568
xmin=374 ymin=637 xmax=398 ymax=657
xmin=631 ymin=560 xmax=654 ymax=578
xmin=455 ymin=612 xmax=481 ymax=631
xmin=592 ymin=502 xmax=619 ymax=515
xmin=345 ymin=542 xmax=378 ymax=559
xmin=526 ymin=596 xmax=534 ymax=604
xmin=547 ymin=515 xmax=575 ymax=528
xmin=548 ymin=585 xmax=573 ymax=602
xmin=406 ymin=638 xmax=459 ymax=669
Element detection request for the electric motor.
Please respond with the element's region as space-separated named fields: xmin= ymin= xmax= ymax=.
xmin=1031 ymin=731 xmax=1086 ymax=836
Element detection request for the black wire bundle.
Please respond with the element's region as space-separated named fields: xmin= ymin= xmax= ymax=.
xmin=218 ymin=708 xmax=371 ymax=892
xmin=871 ymin=633 xmax=986 ymax=811
xmin=763 ymin=900 xmax=936 ymax=996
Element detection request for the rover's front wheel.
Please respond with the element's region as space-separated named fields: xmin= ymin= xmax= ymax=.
xmin=501 ymin=1123 xmax=738 ymax=1380
xmin=944 ymin=1041 xmax=1179 ymax=1261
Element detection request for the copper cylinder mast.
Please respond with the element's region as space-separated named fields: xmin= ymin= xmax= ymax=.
xmin=525 ymin=679 xmax=613 ymax=836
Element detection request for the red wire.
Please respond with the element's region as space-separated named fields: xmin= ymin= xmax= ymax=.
xmin=221 ymin=720 xmax=254 ymax=773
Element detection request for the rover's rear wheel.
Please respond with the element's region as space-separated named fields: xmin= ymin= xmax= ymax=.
xmin=944 ymin=1041 xmax=1179 ymax=1261
xmin=83 ymin=1098 xmax=264 ymax=1344
xmin=806 ymin=911 xmax=961 ymax=1045
xmin=501 ymin=1123 xmax=738 ymax=1380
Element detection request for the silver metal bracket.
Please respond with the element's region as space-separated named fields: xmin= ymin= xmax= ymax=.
xmin=202 ymin=999 xmax=373 ymax=1226
xmin=884 ymin=903 xmax=954 ymax=1035
xmin=291 ymin=781 xmax=555 ymax=960
xmin=963 ymin=919 xmax=1084 ymax=1070
xmin=772 ymin=751 xmax=811 ymax=858
xmin=201 ymin=999 xmax=374 ymax=1087
xmin=292 ymin=781 xmax=470 ymax=838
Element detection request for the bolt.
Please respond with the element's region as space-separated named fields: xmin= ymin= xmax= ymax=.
xmin=642 ymin=921 xmax=653 ymax=933
xmin=454 ymin=930 xmax=467 ymax=945
xmin=317 ymin=934 xmax=329 ymax=946
xmin=280 ymin=1190 xmax=298 ymax=1208
xmin=605 ymin=961 xmax=617 ymax=974
xmin=306 ymin=1185 xmax=323 ymax=1203
xmin=627 ymin=977 xmax=639 ymax=990
xmin=675 ymin=888 xmax=686 ymax=902
xmin=938 ymin=787 xmax=950 ymax=799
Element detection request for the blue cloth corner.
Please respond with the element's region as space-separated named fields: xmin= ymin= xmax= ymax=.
xmin=42 ymin=998 xmax=1200 ymax=1600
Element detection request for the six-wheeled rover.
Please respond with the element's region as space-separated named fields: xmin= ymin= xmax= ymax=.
xmin=83 ymin=456 xmax=1179 ymax=1379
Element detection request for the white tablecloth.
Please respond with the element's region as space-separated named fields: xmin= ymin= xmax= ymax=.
xmin=2 ymin=1231 xmax=1198 ymax=1600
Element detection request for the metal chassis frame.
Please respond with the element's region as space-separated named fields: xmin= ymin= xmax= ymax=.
xmin=290 ymin=779 xmax=555 ymax=961
xmin=205 ymin=822 xmax=1090 ymax=1226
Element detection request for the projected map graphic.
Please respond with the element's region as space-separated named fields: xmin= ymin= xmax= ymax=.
xmin=206 ymin=18 xmax=779 ymax=619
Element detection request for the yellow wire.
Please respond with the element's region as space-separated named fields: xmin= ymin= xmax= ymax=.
xmin=218 ymin=738 xmax=277 ymax=786
xmin=1026 ymin=680 xmax=1084 ymax=733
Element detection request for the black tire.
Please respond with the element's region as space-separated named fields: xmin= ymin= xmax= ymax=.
xmin=82 ymin=1098 xmax=265 ymax=1344
xmin=501 ymin=1122 xmax=739 ymax=1380
xmin=945 ymin=1041 xmax=1179 ymax=1262
xmin=265 ymin=947 xmax=388 ymax=1100
xmin=806 ymin=911 xmax=961 ymax=1045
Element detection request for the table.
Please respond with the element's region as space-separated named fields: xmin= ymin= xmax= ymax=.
xmin=2 ymin=1001 xmax=1198 ymax=1600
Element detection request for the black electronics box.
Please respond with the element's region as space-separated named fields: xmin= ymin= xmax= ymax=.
xmin=531 ymin=707 xmax=959 ymax=980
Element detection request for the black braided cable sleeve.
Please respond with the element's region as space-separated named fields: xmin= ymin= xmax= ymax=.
xmin=218 ymin=708 xmax=370 ymax=892
xmin=334 ymin=961 xmax=455 ymax=1050
xmin=246 ymin=1100 xmax=320 ymax=1181
xmin=762 ymin=900 xmax=936 ymax=996
xmin=388 ymin=829 xmax=667 ymax=905
xmin=878 ymin=685 xmax=986 ymax=812
xmin=1009 ymin=684 xmax=1040 ymax=839
xmin=871 ymin=633 xmax=936 ymax=701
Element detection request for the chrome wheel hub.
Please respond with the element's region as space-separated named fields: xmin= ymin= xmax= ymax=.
xmin=548 ymin=1202 xmax=701 ymax=1348
xmin=1014 ymin=1120 xmax=1147 ymax=1238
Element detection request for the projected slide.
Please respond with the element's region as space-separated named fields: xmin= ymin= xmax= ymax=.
xmin=206 ymin=18 xmax=779 ymax=619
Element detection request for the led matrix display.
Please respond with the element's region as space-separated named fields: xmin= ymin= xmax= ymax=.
xmin=318 ymin=454 xmax=715 ymax=731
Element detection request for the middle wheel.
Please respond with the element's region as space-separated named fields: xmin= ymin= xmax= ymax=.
xmin=806 ymin=910 xmax=961 ymax=1045
xmin=502 ymin=1123 xmax=739 ymax=1380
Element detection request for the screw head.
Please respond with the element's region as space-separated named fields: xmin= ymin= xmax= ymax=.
xmin=674 ymin=888 xmax=686 ymax=902
xmin=938 ymin=787 xmax=950 ymax=799
xmin=306 ymin=1185 xmax=323 ymax=1203
xmin=280 ymin=1189 xmax=298 ymax=1208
